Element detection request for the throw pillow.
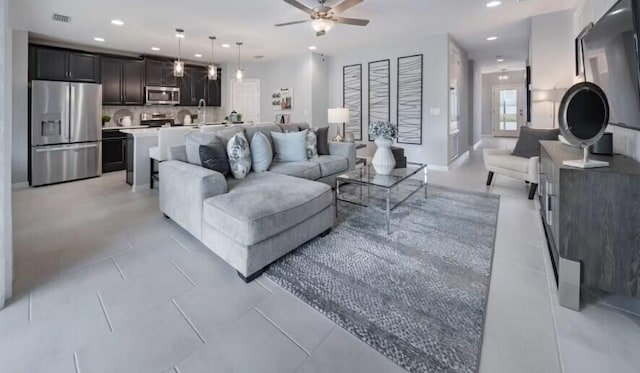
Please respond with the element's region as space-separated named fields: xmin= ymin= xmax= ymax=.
xmin=306 ymin=130 xmax=318 ymax=159
xmin=278 ymin=124 xmax=300 ymax=133
xmin=250 ymin=132 xmax=273 ymax=172
xmin=227 ymin=132 xmax=252 ymax=179
xmin=271 ymin=130 xmax=308 ymax=162
xmin=315 ymin=127 xmax=330 ymax=155
xmin=512 ymin=127 xmax=561 ymax=158
xmin=198 ymin=139 xmax=230 ymax=176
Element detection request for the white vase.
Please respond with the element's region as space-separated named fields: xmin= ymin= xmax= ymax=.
xmin=372 ymin=138 xmax=396 ymax=175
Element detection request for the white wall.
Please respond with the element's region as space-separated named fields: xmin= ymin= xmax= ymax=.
xmin=472 ymin=61 xmax=483 ymax=142
xmin=223 ymin=54 xmax=317 ymax=125
xmin=327 ymin=34 xmax=451 ymax=167
xmin=575 ymin=0 xmax=640 ymax=161
xmin=529 ymin=10 xmax=575 ymax=128
xmin=1 ymin=0 xmax=14 ymax=308
xmin=481 ymin=70 xmax=527 ymax=136
xmin=11 ymin=29 xmax=27 ymax=185
xmin=310 ymin=53 xmax=330 ymax=128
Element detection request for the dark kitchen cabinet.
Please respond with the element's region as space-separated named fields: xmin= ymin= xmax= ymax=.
xmin=194 ymin=68 xmax=207 ymax=104
xmin=34 ymin=47 xmax=68 ymax=81
xmin=206 ymin=69 xmax=222 ymax=107
xmin=33 ymin=46 xmax=100 ymax=82
xmin=102 ymin=130 xmax=127 ymax=173
xmin=101 ymin=57 xmax=145 ymax=105
xmin=68 ymin=52 xmax=100 ymax=82
xmin=179 ymin=66 xmax=208 ymax=106
xmin=145 ymin=59 xmax=164 ymax=86
xmin=123 ymin=59 xmax=145 ymax=104
xmin=179 ymin=66 xmax=195 ymax=106
xmin=163 ymin=61 xmax=177 ymax=87
xmin=145 ymin=59 xmax=178 ymax=87
xmin=101 ymin=57 xmax=124 ymax=105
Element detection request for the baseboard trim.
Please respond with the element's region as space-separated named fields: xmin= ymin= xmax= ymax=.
xmin=473 ymin=140 xmax=482 ymax=150
xmin=131 ymin=183 xmax=151 ymax=193
xmin=12 ymin=182 xmax=28 ymax=190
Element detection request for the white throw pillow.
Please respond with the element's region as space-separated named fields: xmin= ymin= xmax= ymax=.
xmin=250 ymin=132 xmax=273 ymax=172
xmin=271 ymin=130 xmax=308 ymax=162
xmin=227 ymin=132 xmax=251 ymax=179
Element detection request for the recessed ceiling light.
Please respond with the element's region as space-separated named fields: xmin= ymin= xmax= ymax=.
xmin=487 ymin=36 xmax=498 ymax=41
xmin=486 ymin=1 xmax=501 ymax=8
xmin=151 ymin=47 xmax=160 ymax=51
xmin=308 ymin=46 xmax=317 ymax=50
xmin=610 ymin=9 xmax=625 ymax=15
xmin=497 ymin=58 xmax=505 ymax=62
xmin=221 ymin=43 xmax=230 ymax=48
xmin=93 ymin=37 xmax=105 ymax=42
xmin=194 ymin=54 xmax=202 ymax=58
xmin=110 ymin=19 xmax=124 ymax=26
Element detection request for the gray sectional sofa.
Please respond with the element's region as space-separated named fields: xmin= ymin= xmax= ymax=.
xmin=159 ymin=123 xmax=356 ymax=282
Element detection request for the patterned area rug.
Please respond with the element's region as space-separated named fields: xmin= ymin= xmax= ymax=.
xmin=265 ymin=183 xmax=500 ymax=373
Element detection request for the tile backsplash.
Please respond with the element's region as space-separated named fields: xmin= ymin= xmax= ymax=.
xmin=102 ymin=105 xmax=225 ymax=127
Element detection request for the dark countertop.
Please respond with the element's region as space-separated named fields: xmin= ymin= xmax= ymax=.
xmin=541 ymin=141 xmax=640 ymax=176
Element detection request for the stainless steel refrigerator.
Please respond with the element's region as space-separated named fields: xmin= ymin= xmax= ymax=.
xmin=30 ymin=80 xmax=102 ymax=186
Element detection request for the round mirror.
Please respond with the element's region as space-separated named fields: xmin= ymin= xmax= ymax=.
xmin=558 ymin=82 xmax=609 ymax=146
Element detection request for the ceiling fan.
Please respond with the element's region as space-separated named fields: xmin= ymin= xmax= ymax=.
xmin=276 ymin=0 xmax=370 ymax=37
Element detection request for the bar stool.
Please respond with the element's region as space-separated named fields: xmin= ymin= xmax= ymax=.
xmin=149 ymin=127 xmax=190 ymax=189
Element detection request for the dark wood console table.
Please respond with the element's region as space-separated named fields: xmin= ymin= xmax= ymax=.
xmin=539 ymin=141 xmax=640 ymax=310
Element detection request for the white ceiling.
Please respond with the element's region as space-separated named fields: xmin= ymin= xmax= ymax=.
xmin=10 ymin=0 xmax=578 ymax=69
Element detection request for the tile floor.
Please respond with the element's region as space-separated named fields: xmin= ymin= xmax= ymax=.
xmin=2 ymin=137 xmax=638 ymax=372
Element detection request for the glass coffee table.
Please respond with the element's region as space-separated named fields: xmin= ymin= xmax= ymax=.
xmin=336 ymin=163 xmax=428 ymax=234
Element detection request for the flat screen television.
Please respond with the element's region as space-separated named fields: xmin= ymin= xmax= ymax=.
xmin=582 ymin=0 xmax=640 ymax=130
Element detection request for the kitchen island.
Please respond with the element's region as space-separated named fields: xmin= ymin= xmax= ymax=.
xmin=120 ymin=122 xmax=272 ymax=191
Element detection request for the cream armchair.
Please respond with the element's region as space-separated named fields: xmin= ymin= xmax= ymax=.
xmin=483 ymin=148 xmax=539 ymax=199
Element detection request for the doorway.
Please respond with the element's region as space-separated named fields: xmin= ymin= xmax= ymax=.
xmin=230 ymin=79 xmax=260 ymax=123
xmin=492 ymin=84 xmax=525 ymax=137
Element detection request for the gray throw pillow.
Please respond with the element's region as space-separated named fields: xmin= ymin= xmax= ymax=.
xmin=227 ymin=132 xmax=251 ymax=179
xmin=250 ymin=132 xmax=273 ymax=172
xmin=271 ymin=130 xmax=308 ymax=162
xmin=199 ymin=139 xmax=229 ymax=176
xmin=315 ymin=127 xmax=330 ymax=155
xmin=512 ymin=127 xmax=560 ymax=158
xmin=306 ymin=130 xmax=318 ymax=159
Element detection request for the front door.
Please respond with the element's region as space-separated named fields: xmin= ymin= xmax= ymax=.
xmin=492 ymin=84 xmax=525 ymax=137
xmin=230 ymin=79 xmax=260 ymax=123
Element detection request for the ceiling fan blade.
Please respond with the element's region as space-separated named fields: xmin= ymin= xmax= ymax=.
xmin=275 ymin=20 xmax=311 ymax=27
xmin=284 ymin=0 xmax=316 ymax=15
xmin=331 ymin=0 xmax=363 ymax=14
xmin=332 ymin=16 xmax=370 ymax=26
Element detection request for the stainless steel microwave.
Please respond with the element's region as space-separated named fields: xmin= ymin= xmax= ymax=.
xmin=145 ymin=86 xmax=180 ymax=105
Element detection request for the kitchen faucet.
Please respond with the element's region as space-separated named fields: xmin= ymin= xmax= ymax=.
xmin=197 ymin=99 xmax=206 ymax=125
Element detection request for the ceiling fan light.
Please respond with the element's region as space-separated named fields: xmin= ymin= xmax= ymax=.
xmin=208 ymin=64 xmax=218 ymax=80
xmin=311 ymin=18 xmax=334 ymax=33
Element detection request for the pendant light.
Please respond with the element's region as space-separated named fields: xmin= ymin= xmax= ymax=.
xmin=174 ymin=28 xmax=185 ymax=77
xmin=207 ymin=36 xmax=218 ymax=81
xmin=236 ymin=42 xmax=243 ymax=82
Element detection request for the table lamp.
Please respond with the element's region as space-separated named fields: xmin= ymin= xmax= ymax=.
xmin=328 ymin=108 xmax=350 ymax=141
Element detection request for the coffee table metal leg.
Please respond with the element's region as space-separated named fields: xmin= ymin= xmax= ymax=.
xmin=335 ymin=179 xmax=340 ymax=218
xmin=386 ymin=188 xmax=391 ymax=234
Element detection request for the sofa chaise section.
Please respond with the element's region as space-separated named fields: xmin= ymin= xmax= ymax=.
xmin=201 ymin=172 xmax=334 ymax=281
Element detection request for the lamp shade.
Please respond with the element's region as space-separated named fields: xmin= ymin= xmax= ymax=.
xmin=328 ymin=108 xmax=349 ymax=123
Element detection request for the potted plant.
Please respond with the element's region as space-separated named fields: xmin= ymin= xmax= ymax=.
xmin=102 ymin=115 xmax=112 ymax=127
xmin=368 ymin=121 xmax=398 ymax=175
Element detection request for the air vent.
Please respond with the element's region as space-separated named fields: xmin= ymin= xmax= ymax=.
xmin=52 ymin=13 xmax=71 ymax=23
xmin=254 ymin=55 xmax=265 ymax=59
